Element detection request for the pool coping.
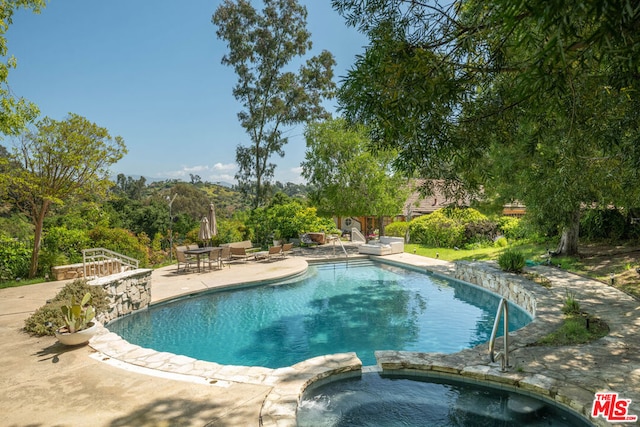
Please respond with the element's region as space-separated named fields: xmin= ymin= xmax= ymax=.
xmin=89 ymin=254 xmax=639 ymax=427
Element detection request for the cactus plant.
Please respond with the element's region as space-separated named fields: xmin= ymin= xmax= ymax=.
xmin=60 ymin=292 xmax=95 ymax=333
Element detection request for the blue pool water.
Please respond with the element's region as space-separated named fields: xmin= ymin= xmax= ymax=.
xmin=107 ymin=261 xmax=531 ymax=368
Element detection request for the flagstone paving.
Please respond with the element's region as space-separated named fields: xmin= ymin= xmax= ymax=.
xmin=1 ymin=246 xmax=638 ymax=426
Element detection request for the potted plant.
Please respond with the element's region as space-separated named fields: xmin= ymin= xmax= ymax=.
xmin=272 ymin=229 xmax=283 ymax=247
xmin=54 ymin=292 xmax=98 ymax=346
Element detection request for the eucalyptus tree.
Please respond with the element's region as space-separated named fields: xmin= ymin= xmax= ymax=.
xmin=213 ymin=0 xmax=336 ymax=208
xmin=332 ymin=0 xmax=640 ymax=255
xmin=4 ymin=114 xmax=126 ymax=277
xmin=0 ymin=0 xmax=45 ymax=136
xmin=302 ymin=118 xmax=408 ymax=235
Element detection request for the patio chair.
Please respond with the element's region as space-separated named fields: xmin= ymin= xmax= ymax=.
xmin=219 ymin=246 xmax=231 ymax=268
xmin=207 ymin=247 xmax=222 ymax=270
xmin=175 ymin=247 xmax=197 ymax=272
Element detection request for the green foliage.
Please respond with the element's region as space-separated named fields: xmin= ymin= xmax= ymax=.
xmin=60 ymin=292 xmax=95 ymax=333
xmin=408 ymin=208 xmax=493 ymax=248
xmin=562 ymin=290 xmax=580 ymax=315
xmin=384 ymin=221 xmax=409 ymax=238
xmin=498 ymin=216 xmax=527 ymax=240
xmin=42 ymin=226 xmax=90 ymax=264
xmin=0 ymin=237 xmax=30 ymax=281
xmin=4 ymin=113 xmax=127 ymax=277
xmin=580 ymin=208 xmax=627 ymax=241
xmin=497 ymin=249 xmax=526 ymax=273
xmin=24 ymin=279 xmax=109 ymax=336
xmin=87 ymin=226 xmax=149 ymax=266
xmin=213 ymin=0 xmax=336 ymax=208
xmin=333 ymin=0 xmax=640 ymax=258
xmin=246 ymin=200 xmax=338 ymax=247
xmin=302 ymin=118 xmax=408 ymax=219
xmin=494 ymin=236 xmax=508 ymax=248
xmin=409 ymin=211 xmax=465 ymax=247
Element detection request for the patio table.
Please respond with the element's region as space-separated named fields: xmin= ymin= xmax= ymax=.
xmin=184 ymin=247 xmax=219 ymax=272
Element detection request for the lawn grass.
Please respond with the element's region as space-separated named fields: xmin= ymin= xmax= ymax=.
xmin=536 ymin=313 xmax=609 ymax=345
xmin=405 ymin=241 xmax=553 ymax=263
xmin=0 ymin=277 xmax=47 ymax=289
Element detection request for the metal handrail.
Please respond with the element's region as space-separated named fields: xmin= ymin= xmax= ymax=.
xmin=489 ymin=297 xmax=510 ymax=371
xmin=329 ymin=235 xmax=349 ymax=258
xmin=82 ymin=248 xmax=139 ymax=278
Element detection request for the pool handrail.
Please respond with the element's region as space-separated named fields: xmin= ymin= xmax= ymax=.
xmin=489 ymin=297 xmax=510 ymax=371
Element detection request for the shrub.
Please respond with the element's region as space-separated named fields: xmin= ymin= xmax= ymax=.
xmin=408 ymin=207 xmax=495 ymax=248
xmin=0 ymin=238 xmax=31 ymax=282
xmin=562 ymin=290 xmax=581 ymax=315
xmin=24 ymin=279 xmax=110 ymax=336
xmin=384 ymin=221 xmax=409 ymax=238
xmin=497 ymin=249 xmax=526 ymax=273
xmin=497 ymin=216 xmax=527 ymax=240
xmin=42 ymin=226 xmax=91 ymax=264
xmin=409 ymin=211 xmax=465 ymax=247
xmin=88 ymin=226 xmax=149 ymax=266
xmin=494 ymin=236 xmax=508 ymax=247
xmin=580 ymin=208 xmax=626 ymax=241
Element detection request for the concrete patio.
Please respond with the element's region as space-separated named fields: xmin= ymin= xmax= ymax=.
xmin=0 ymin=247 xmax=638 ymax=426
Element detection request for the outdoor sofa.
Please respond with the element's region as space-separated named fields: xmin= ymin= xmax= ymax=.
xmin=357 ymin=236 xmax=405 ymax=256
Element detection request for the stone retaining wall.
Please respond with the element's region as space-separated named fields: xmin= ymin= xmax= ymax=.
xmin=454 ymin=261 xmax=537 ymax=316
xmin=89 ymin=269 xmax=152 ymax=324
xmin=51 ymin=260 xmax=123 ymax=281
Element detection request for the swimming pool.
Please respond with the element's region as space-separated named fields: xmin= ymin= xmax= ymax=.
xmin=107 ymin=261 xmax=531 ymax=368
xmin=297 ymin=372 xmax=592 ymax=426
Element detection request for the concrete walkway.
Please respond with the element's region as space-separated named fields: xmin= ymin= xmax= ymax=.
xmin=0 ymin=249 xmax=638 ymax=426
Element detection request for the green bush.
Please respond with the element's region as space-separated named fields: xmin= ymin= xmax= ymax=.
xmin=88 ymin=226 xmax=150 ymax=266
xmin=580 ymin=208 xmax=626 ymax=241
xmin=384 ymin=221 xmax=409 ymax=237
xmin=0 ymin=238 xmax=31 ymax=282
xmin=497 ymin=249 xmax=526 ymax=273
xmin=408 ymin=207 xmax=495 ymax=248
xmin=24 ymin=279 xmax=110 ymax=336
xmin=42 ymin=226 xmax=91 ymax=264
xmin=494 ymin=236 xmax=508 ymax=247
xmin=498 ymin=216 xmax=527 ymax=240
xmin=409 ymin=211 xmax=465 ymax=247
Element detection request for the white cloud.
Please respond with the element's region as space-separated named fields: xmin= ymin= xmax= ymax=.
xmin=213 ymin=162 xmax=236 ymax=172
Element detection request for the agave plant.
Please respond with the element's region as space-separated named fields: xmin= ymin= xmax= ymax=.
xmin=60 ymin=292 xmax=95 ymax=333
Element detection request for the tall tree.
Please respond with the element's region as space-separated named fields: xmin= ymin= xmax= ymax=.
xmin=332 ymin=0 xmax=640 ymax=255
xmin=301 ymin=118 xmax=408 ymax=235
xmin=4 ymin=114 xmax=127 ymax=277
xmin=213 ymin=0 xmax=336 ymax=208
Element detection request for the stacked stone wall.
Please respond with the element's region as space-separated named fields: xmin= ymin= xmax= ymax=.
xmin=51 ymin=260 xmax=123 ymax=281
xmin=454 ymin=261 xmax=537 ymax=316
xmin=89 ymin=269 xmax=152 ymax=323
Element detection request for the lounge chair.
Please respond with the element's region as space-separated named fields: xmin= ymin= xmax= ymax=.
xmin=281 ymin=242 xmax=293 ymax=257
xmin=230 ymin=246 xmax=252 ymax=262
xmin=255 ymin=245 xmax=283 ymax=262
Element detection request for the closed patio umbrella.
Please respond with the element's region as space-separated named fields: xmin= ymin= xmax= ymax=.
xmin=208 ymin=203 xmax=218 ymax=236
xmin=198 ymin=217 xmax=212 ymax=243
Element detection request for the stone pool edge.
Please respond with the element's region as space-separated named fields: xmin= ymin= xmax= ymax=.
xmin=88 ymin=256 xmax=625 ymax=427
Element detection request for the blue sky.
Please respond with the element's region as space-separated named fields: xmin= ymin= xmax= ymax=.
xmin=6 ymin=1 xmax=367 ymax=184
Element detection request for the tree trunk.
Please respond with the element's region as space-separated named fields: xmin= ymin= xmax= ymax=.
xmin=555 ymin=209 xmax=580 ymax=256
xmin=28 ymin=202 xmax=48 ymax=278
